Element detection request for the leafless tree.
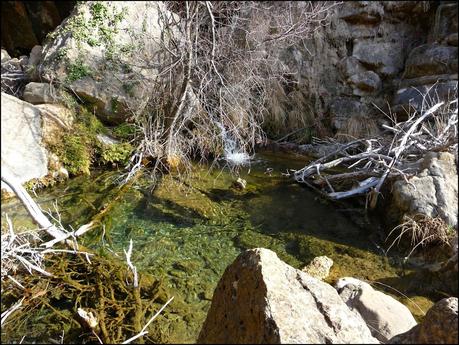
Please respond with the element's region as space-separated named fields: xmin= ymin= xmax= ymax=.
xmin=118 ymin=1 xmax=340 ymax=183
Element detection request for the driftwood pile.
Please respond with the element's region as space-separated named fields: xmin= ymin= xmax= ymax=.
xmin=294 ymin=96 xmax=458 ymax=206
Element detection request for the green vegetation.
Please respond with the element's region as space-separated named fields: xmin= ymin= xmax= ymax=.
xmin=66 ymin=59 xmax=93 ymax=82
xmin=100 ymin=142 xmax=133 ymax=165
xmin=46 ymin=103 xmax=131 ymax=176
xmin=59 ymin=132 xmax=92 ymax=175
xmin=112 ymin=123 xmax=137 ymax=140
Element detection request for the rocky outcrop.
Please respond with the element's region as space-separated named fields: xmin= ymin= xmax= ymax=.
xmin=38 ymin=1 xmax=178 ymax=124
xmin=1 ymin=92 xmax=48 ymax=190
xmin=271 ymin=1 xmax=436 ymax=140
xmin=335 ymin=277 xmax=417 ymax=343
xmin=1 ymin=1 xmax=75 ymax=56
xmin=388 ymin=297 xmax=458 ymax=344
xmin=391 ymin=151 xmax=458 ymax=228
xmin=198 ymin=248 xmax=378 ymax=344
xmin=36 ymin=103 xmax=74 ymax=142
xmin=392 ymin=2 xmax=458 ymax=117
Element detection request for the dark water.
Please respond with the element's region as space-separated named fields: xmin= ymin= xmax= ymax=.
xmin=1 ymin=152 xmax=435 ymax=343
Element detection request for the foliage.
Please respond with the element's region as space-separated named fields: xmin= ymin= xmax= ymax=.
xmin=46 ymin=105 xmax=129 ymax=176
xmin=100 ymin=142 xmax=133 ymax=165
xmin=64 ymin=1 xmax=127 ymax=49
xmin=65 ymin=59 xmax=92 ymax=82
xmin=60 ymin=132 xmax=92 ymax=175
xmin=112 ymin=123 xmax=137 ymax=140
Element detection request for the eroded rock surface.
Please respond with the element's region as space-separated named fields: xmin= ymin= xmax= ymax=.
xmin=388 ymin=297 xmax=458 ymax=344
xmin=38 ymin=1 xmax=179 ymax=124
xmin=336 ymin=277 xmax=417 ymax=343
xmin=301 ymin=255 xmax=333 ymax=280
xmin=391 ymin=151 xmax=458 ymax=228
xmin=198 ymin=248 xmax=378 ymax=344
xmin=1 ymin=92 xmax=48 ymax=190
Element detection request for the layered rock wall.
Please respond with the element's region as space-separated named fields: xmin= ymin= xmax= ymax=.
xmin=274 ymin=1 xmax=457 ymax=140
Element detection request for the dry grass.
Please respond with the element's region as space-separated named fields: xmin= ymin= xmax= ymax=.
xmin=262 ymin=80 xmax=326 ymax=142
xmin=335 ymin=115 xmax=380 ymax=142
xmin=386 ymin=214 xmax=455 ymax=259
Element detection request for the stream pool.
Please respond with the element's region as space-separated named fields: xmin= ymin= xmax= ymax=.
xmin=1 ymin=151 xmax=436 ymax=343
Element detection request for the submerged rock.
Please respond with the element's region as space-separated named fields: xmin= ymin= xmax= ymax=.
xmin=388 ymin=297 xmax=458 ymax=344
xmin=336 ymin=277 xmax=417 ymax=343
xmin=231 ymin=178 xmax=247 ymax=190
xmin=301 ymin=255 xmax=333 ymax=280
xmin=198 ymin=248 xmax=378 ymax=344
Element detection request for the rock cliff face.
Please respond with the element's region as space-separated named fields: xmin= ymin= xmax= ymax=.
xmin=269 ymin=1 xmax=432 ymax=138
xmin=1 ymin=1 xmax=76 ymax=56
xmin=198 ymin=248 xmax=378 ymax=344
xmin=271 ymin=1 xmax=457 ymax=140
xmin=37 ymin=1 xmax=178 ymax=125
xmin=392 ymin=2 xmax=458 ymax=117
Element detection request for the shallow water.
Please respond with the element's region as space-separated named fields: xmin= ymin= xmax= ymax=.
xmin=1 ymin=151 xmax=436 ymax=343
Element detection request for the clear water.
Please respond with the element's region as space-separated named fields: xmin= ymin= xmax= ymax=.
xmin=1 ymin=151 xmax=436 ymax=343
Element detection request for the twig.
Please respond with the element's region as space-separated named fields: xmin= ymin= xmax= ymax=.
xmin=122 ymin=296 xmax=174 ymax=344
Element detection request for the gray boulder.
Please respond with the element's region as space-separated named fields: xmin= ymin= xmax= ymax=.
xmin=348 ymin=70 xmax=381 ymax=96
xmin=353 ymin=40 xmax=404 ymax=77
xmin=23 ymin=82 xmax=59 ymax=104
xmin=391 ymin=151 xmax=458 ymax=228
xmin=339 ymin=56 xmax=367 ymax=79
xmin=403 ymin=44 xmax=458 ymax=79
xmin=336 ymin=277 xmax=417 ymax=343
xmin=198 ymin=248 xmax=378 ymax=344
xmin=1 ymin=92 xmax=48 ymax=191
xmin=432 ymin=3 xmax=458 ymax=44
xmin=392 ymin=80 xmax=458 ymax=116
xmin=389 ymin=297 xmax=458 ymax=344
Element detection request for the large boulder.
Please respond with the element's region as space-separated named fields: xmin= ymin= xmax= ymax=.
xmin=403 ymin=44 xmax=458 ymax=79
xmin=392 ymin=80 xmax=458 ymax=116
xmin=352 ymin=40 xmax=404 ymax=77
xmin=1 ymin=92 xmax=48 ymax=191
xmin=198 ymin=248 xmax=378 ymax=344
xmin=335 ymin=277 xmax=417 ymax=343
xmin=38 ymin=1 xmax=179 ymax=124
xmin=23 ymin=82 xmax=59 ymax=104
xmin=388 ymin=297 xmax=458 ymax=344
xmin=391 ymin=151 xmax=458 ymax=228
xmin=432 ymin=3 xmax=458 ymax=45
xmin=348 ymin=70 xmax=381 ymax=96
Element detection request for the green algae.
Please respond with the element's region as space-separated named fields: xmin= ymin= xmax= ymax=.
xmin=1 ymin=152 xmax=446 ymax=343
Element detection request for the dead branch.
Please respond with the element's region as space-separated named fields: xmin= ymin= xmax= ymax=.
xmin=293 ymin=92 xmax=458 ymax=203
